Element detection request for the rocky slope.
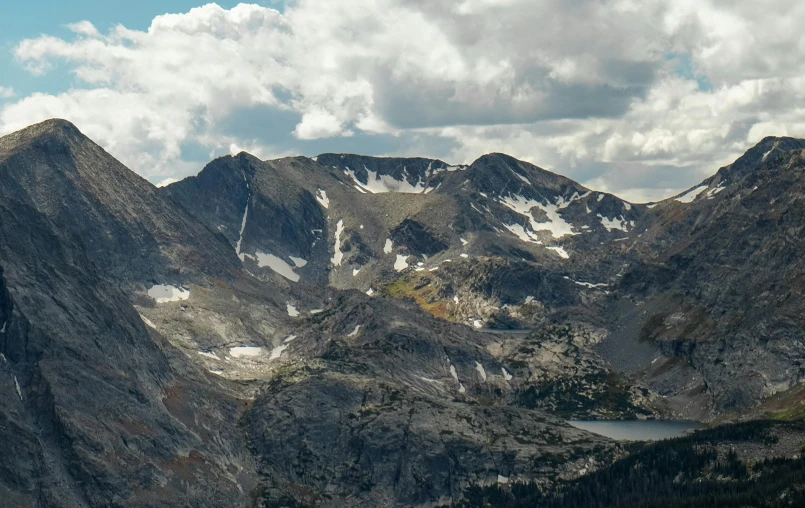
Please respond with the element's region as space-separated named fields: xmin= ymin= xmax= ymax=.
xmin=5 ymin=117 xmax=805 ymax=506
xmin=0 ymin=120 xmax=627 ymax=507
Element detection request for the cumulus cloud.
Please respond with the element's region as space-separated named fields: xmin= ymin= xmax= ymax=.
xmin=0 ymin=87 xmax=14 ymax=99
xmin=1 ymin=0 xmax=804 ymax=199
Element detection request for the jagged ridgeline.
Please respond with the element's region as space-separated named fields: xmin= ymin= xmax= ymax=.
xmin=1 ymin=118 xmax=805 ymax=506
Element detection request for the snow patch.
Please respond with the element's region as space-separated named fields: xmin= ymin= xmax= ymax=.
xmin=597 ymin=214 xmax=633 ymax=232
xmin=497 ymin=475 xmax=509 ymax=485
xmin=504 ymin=222 xmax=542 ymax=243
xmin=352 ymin=267 xmax=361 ymax=276
xmin=286 ymin=303 xmax=299 ymax=317
xmin=331 ymin=219 xmax=345 ymax=266
xmin=475 ymin=362 xmax=487 ymax=381
xmin=501 ymin=368 xmax=513 ymax=381
xmin=473 ymin=319 xmax=484 ymax=328
xmin=315 ymin=189 xmax=329 ymax=208
xmin=366 ymin=288 xmax=375 ymax=296
xmin=547 ymin=246 xmax=569 ymax=259
xmin=460 ymin=253 xmax=469 ymax=258
xmin=706 ymin=185 xmax=727 ymax=198
xmin=564 ymin=277 xmax=609 ymax=289
xmin=254 ymin=253 xmax=300 ymax=282
xmin=198 ymin=351 xmax=220 ymax=360
xmin=675 ymin=185 xmax=708 ymax=203
xmin=284 ymin=334 xmax=298 ymax=343
xmin=499 ymin=194 xmax=578 ymax=239
xmin=460 ymin=238 xmax=469 ymax=246
xmin=289 ymin=256 xmax=308 ymax=268
xmin=270 ymin=344 xmax=289 ymax=360
xmin=235 ymin=202 xmax=250 ymax=259
xmin=139 ymin=314 xmax=156 ymax=329
xmin=230 ymin=346 xmax=263 ymax=358
xmin=347 ymin=325 xmax=361 ymax=337
xmin=345 ymin=166 xmax=429 ymax=194
xmin=383 ymin=238 xmax=393 ymax=254
xmin=14 ymin=376 xmax=22 ymax=401
xmin=394 ymin=254 xmax=410 ymax=272
xmin=148 ymin=285 xmax=190 ymax=303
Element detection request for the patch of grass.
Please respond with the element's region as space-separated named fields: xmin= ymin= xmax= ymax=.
xmin=383 ymin=276 xmax=450 ymax=319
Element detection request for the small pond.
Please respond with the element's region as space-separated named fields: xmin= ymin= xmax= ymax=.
xmin=568 ymin=420 xmax=704 ymax=441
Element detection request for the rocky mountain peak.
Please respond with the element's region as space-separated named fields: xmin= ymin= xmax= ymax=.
xmin=718 ymin=135 xmax=805 ymax=183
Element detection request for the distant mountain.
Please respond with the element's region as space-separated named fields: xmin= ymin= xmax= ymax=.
xmin=4 ymin=118 xmax=805 ymax=506
xmin=0 ymin=120 xmax=619 ymax=507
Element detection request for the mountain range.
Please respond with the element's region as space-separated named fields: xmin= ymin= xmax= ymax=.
xmin=2 ymin=119 xmax=805 ymax=506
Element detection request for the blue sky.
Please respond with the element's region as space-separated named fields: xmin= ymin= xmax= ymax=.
xmin=0 ymin=1 xmax=801 ymax=201
xmin=0 ymin=1 xmax=267 ymax=96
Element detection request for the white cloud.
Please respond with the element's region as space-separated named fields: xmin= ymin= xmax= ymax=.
xmin=1 ymin=1 xmax=804 ymax=198
xmin=0 ymin=87 xmax=15 ymax=99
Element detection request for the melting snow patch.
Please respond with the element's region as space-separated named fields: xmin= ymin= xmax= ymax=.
xmin=235 ymin=201 xmax=250 ymax=259
xmin=513 ymin=170 xmax=531 ymax=184
xmin=394 ymin=254 xmax=410 ymax=272
xmin=675 ymin=185 xmax=708 ymax=203
xmin=286 ymin=303 xmax=300 ymax=317
xmin=254 ymin=253 xmax=300 ymax=282
xmin=198 ymin=351 xmax=220 ymax=360
xmin=139 ymin=314 xmax=156 ymax=329
xmin=502 ymin=368 xmax=513 ymax=381
xmin=384 ymin=238 xmax=393 ymax=254
xmin=310 ymin=309 xmax=324 ymax=314
xmin=707 ymin=185 xmax=726 ymax=198
xmin=269 ymin=344 xmax=289 ymax=360
xmin=429 ymin=267 xmax=439 ymax=272
xmin=230 ymin=346 xmax=263 ymax=358
xmin=597 ymin=194 xmax=605 ymax=202
xmin=345 ymin=166 xmax=428 ymax=193
xmin=475 ymin=362 xmax=487 ymax=381
xmin=209 ymin=369 xmax=224 ymax=376
xmin=148 ymin=285 xmax=190 ymax=303
xmin=366 ymin=288 xmax=375 ymax=296
xmin=331 ymin=219 xmax=346 ymax=266
xmin=316 ymin=189 xmax=329 ymax=208
xmin=564 ymin=277 xmax=609 ymax=289
xmin=289 ymin=256 xmax=308 ymax=268
xmin=353 ymin=267 xmax=361 ymax=276
xmin=524 ymin=296 xmax=534 ymax=304
xmin=460 ymin=253 xmax=469 ymax=258
xmin=762 ymin=149 xmax=773 ymax=161
xmin=473 ymin=319 xmax=484 ymax=328
xmin=597 ymin=215 xmax=632 ymax=232
xmin=460 ymin=238 xmax=469 ymax=245
xmin=450 ymin=362 xmax=466 ymax=391
xmin=547 ymin=246 xmax=569 ymax=259
xmin=499 ymin=194 xmax=578 ymax=239
xmin=504 ymin=222 xmax=542 ymax=243
xmin=347 ymin=325 xmax=361 ymax=337
xmin=284 ymin=335 xmax=298 ymax=343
